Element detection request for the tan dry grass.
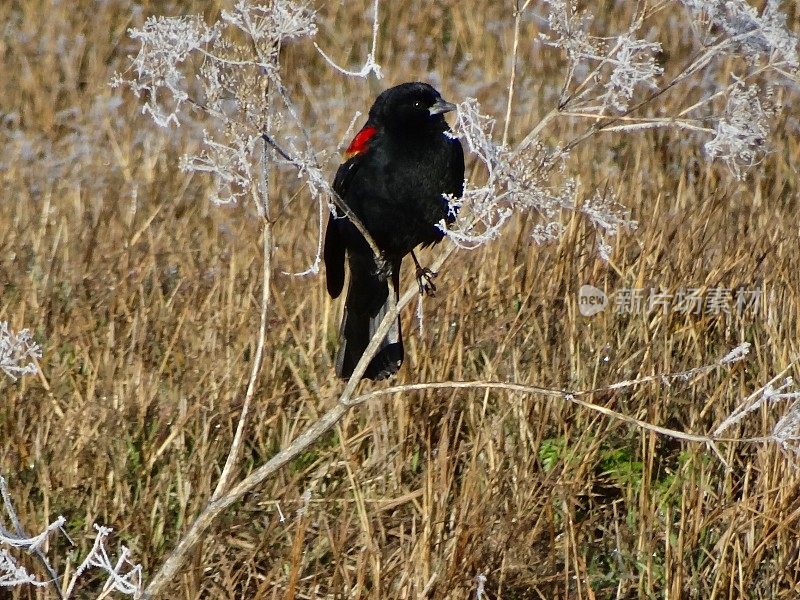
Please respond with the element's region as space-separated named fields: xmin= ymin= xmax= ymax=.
xmin=2 ymin=0 xmax=800 ymax=598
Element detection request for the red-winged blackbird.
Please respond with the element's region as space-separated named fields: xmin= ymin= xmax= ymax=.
xmin=324 ymin=82 xmax=465 ymax=380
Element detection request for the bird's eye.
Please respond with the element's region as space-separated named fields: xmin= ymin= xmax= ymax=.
xmin=413 ymin=100 xmax=423 ymax=109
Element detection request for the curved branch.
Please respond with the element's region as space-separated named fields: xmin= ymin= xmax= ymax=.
xmin=141 ymin=242 xmax=455 ymax=599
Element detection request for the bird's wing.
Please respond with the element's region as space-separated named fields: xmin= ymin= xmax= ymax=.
xmin=445 ymin=136 xmax=466 ymax=224
xmin=451 ymin=136 xmax=465 ymax=197
xmin=324 ymin=130 xmax=376 ymax=299
xmin=324 ymin=209 xmax=346 ymax=298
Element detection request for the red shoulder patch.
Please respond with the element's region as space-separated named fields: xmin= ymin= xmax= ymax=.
xmin=344 ymin=126 xmax=377 ymax=160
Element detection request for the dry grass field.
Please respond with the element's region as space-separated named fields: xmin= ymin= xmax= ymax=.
xmin=2 ymin=0 xmax=800 ymax=598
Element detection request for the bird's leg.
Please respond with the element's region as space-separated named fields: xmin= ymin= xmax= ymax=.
xmin=411 ymin=250 xmax=437 ymax=297
xmin=374 ymin=253 xmax=393 ymax=281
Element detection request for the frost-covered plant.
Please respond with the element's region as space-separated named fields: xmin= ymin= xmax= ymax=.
xmin=539 ymin=0 xmax=797 ymax=180
xmin=773 ymin=397 xmax=800 ymax=456
xmin=0 ymin=479 xmax=143 ymax=597
xmin=2 ymin=335 xmax=142 ymax=597
xmin=682 ymin=0 xmax=799 ymax=68
xmin=439 ymin=0 xmax=796 ymax=252
xmin=113 ymin=0 xmax=388 ymax=276
xmin=704 ymin=80 xmax=772 ymax=178
xmin=541 ymin=1 xmax=663 ymax=113
xmin=112 ymin=0 xmax=319 ymax=209
xmin=0 ymin=322 xmax=41 ymax=381
xmin=442 ymin=97 xmax=636 ymax=254
xmin=113 ymin=0 xmax=798 ymax=267
xmin=1 ymin=548 xmax=49 ymax=588
xmin=64 ymin=525 xmax=142 ymax=598
xmin=714 ymin=375 xmax=800 ymax=456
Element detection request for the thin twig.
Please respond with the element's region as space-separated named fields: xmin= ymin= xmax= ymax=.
xmin=502 ymin=0 xmax=530 ymax=146
xmin=259 ymin=132 xmax=383 ymax=263
xmin=211 ymin=45 xmax=276 ymax=502
xmin=141 ymin=244 xmax=453 ymax=599
xmin=211 ymin=175 xmax=272 ymax=501
xmin=348 ymin=380 xmax=776 ymax=445
xmin=713 ymin=362 xmax=797 ymax=436
xmin=313 ymin=0 xmax=382 ymax=78
xmin=520 ymin=30 xmax=759 ymax=154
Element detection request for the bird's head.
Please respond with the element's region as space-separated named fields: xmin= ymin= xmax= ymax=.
xmin=369 ymin=82 xmax=457 ymax=133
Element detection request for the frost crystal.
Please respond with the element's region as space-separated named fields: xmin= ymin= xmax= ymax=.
xmin=581 ymin=191 xmax=638 ymax=260
xmin=681 ymin=0 xmax=799 ymax=68
xmin=116 ymin=16 xmax=221 ymax=127
xmin=0 ymin=516 xmax=66 ymax=552
xmin=67 ymin=525 xmax=142 ymax=597
xmin=221 ymin=0 xmax=316 ymax=44
xmin=0 ymin=322 xmax=41 ymax=381
xmin=540 ymin=0 xmax=601 ymax=65
xmin=180 ymin=132 xmax=258 ymax=206
xmin=715 ymin=376 xmax=800 ymax=439
xmin=0 ymin=550 xmax=46 ymax=588
xmin=1 ymin=476 xmax=142 ymax=596
xmin=442 ymin=98 xmax=512 ymax=248
xmin=541 ymin=0 xmax=662 ymax=112
xmin=773 ymin=401 xmax=800 ymax=455
xmin=705 ymin=81 xmax=771 ymax=179
xmin=599 ymin=34 xmax=663 ymax=112
xmin=720 ymin=342 xmax=751 ymax=364
xmin=114 ymin=1 xmax=323 ymax=214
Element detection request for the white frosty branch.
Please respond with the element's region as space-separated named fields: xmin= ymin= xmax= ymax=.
xmin=0 ymin=322 xmax=41 ymax=381
xmin=65 ymin=525 xmax=142 ymax=598
xmin=0 ymin=549 xmax=48 ymax=588
xmin=681 ymin=0 xmax=799 ymax=68
xmin=313 ymin=0 xmax=383 ymax=79
xmin=444 ymin=98 xmax=636 ymax=257
xmin=2 ymin=476 xmax=143 ymax=598
xmin=705 ymin=80 xmax=771 ymax=179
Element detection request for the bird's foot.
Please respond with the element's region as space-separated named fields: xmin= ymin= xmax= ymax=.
xmin=374 ymin=254 xmax=392 ymax=281
xmin=415 ymin=266 xmax=438 ymax=297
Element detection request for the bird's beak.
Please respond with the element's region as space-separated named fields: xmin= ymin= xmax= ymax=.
xmin=429 ymin=98 xmax=457 ymax=116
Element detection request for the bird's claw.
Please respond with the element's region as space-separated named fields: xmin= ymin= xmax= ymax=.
xmin=415 ymin=266 xmax=438 ymax=297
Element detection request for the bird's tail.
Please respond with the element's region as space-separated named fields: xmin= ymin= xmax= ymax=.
xmin=335 ymin=254 xmax=403 ymax=380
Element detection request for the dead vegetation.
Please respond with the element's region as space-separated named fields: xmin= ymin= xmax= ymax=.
xmin=2 ymin=0 xmax=800 ymax=597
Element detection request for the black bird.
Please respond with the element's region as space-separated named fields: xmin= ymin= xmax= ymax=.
xmin=324 ymin=82 xmax=465 ymax=380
